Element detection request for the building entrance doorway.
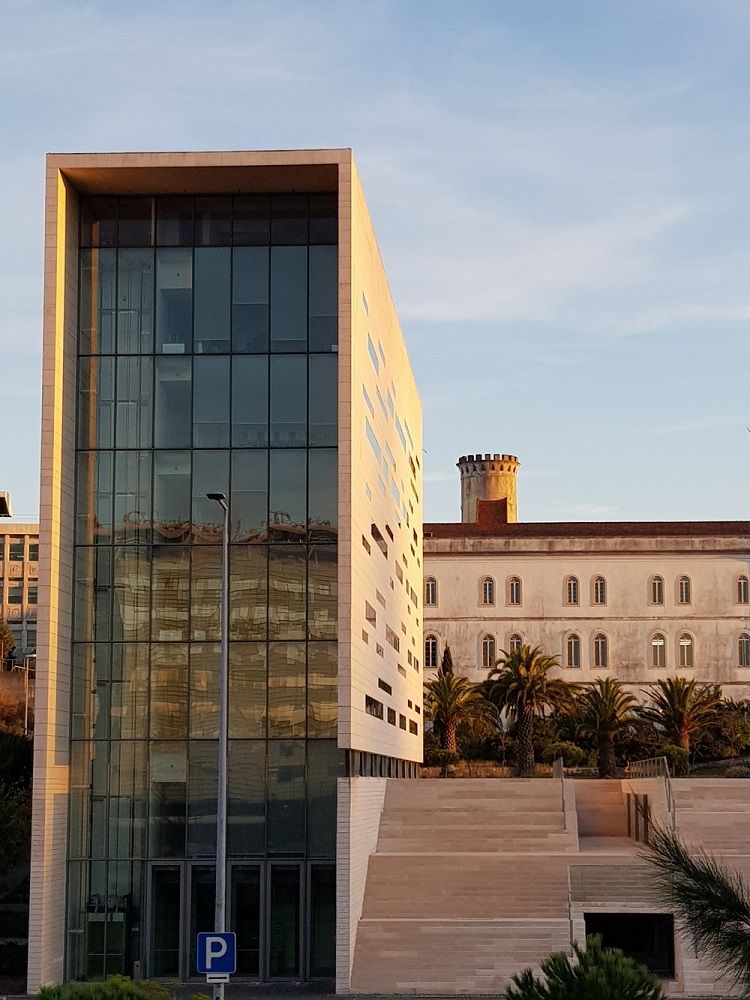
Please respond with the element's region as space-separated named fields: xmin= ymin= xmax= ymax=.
xmin=145 ymin=861 xmax=333 ymax=981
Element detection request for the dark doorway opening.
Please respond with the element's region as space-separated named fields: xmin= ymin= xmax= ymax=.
xmin=584 ymin=912 xmax=675 ymax=977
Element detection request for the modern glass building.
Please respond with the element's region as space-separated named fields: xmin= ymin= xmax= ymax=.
xmin=30 ymin=151 xmax=423 ymax=991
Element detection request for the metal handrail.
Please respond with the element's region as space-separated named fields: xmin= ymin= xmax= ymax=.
xmin=552 ymin=756 xmax=567 ymax=830
xmin=628 ymin=755 xmax=675 ymax=830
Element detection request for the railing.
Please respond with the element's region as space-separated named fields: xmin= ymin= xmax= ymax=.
xmin=552 ymin=756 xmax=567 ymax=830
xmin=627 ymin=755 xmax=676 ymax=832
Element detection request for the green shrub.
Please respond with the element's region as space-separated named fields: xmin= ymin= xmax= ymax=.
xmin=660 ymin=743 xmax=690 ymax=776
xmin=39 ymin=976 xmax=157 ymax=1000
xmin=541 ymin=741 xmax=587 ymax=767
xmin=725 ymin=764 xmax=750 ymax=778
xmin=424 ymin=748 xmax=460 ymax=767
xmin=505 ymin=934 xmax=664 ymax=999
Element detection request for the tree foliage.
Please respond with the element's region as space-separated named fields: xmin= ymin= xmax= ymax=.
xmin=424 ymin=666 xmax=497 ymax=755
xmin=575 ymin=677 xmax=636 ymax=777
xmin=488 ymin=645 xmax=570 ymax=777
xmin=0 ymin=621 xmax=15 ymax=665
xmin=640 ymin=677 xmax=721 ymax=773
xmin=505 ymin=935 xmax=664 ymax=1000
xmin=644 ymin=826 xmax=750 ymax=992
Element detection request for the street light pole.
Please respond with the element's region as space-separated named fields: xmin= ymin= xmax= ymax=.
xmin=207 ymin=493 xmax=229 ymax=1000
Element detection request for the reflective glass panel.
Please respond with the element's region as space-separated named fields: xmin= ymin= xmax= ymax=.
xmin=153 ymin=452 xmax=191 ymax=543
xmin=269 ymin=546 xmax=306 ymax=640
xmin=271 ymin=194 xmax=308 ymax=244
xmin=230 ymin=545 xmax=268 ymax=640
xmin=309 ymin=194 xmax=337 ymax=245
xmin=78 ymin=356 xmax=115 ymax=449
xmin=191 ymin=450 xmax=229 ymax=543
xmin=117 ymin=250 xmax=154 ymax=354
xmin=110 ymin=643 xmax=149 ymax=740
xmin=231 ymin=865 xmax=261 ymax=975
xmin=228 ymin=741 xmax=266 ymax=855
xmin=156 ymin=197 xmax=193 ymax=246
xmin=308 ymin=450 xmax=337 ymax=542
xmin=151 ymin=546 xmax=190 ymax=641
xmin=233 ymin=194 xmax=270 ymax=246
xmin=155 ymin=356 xmax=191 ymax=448
xmin=270 ymin=356 xmax=306 ymax=446
xmin=156 ymin=248 xmax=193 ymax=352
xmin=268 ymin=642 xmax=305 ymax=738
xmin=79 ymin=249 xmax=116 ymax=353
xmin=112 ymin=545 xmax=151 ymax=641
xmin=114 ymin=450 xmax=152 ymax=543
xmin=148 ymin=744 xmax=187 ymax=858
xmin=308 ymin=355 xmax=337 ymax=445
xmin=188 ymin=744 xmax=218 ymax=856
xmin=232 ymin=247 xmax=269 ymax=352
xmin=194 ymin=248 xmax=230 ymax=353
xmin=231 ymin=450 xmax=268 ymax=542
xmin=149 ymin=643 xmax=188 ymax=737
xmin=149 ymin=865 xmax=181 ymax=975
xmin=117 ymin=199 xmax=152 ymax=248
xmin=229 ymin=642 xmax=267 ymax=738
xmin=267 ymin=744 xmax=305 ymax=853
xmin=193 ymin=356 xmax=230 ymax=447
xmin=269 ymin=451 xmax=306 ymax=538
xmin=307 ymin=546 xmax=337 ymax=640
xmin=270 ymin=247 xmax=307 ymax=351
xmin=307 ymin=642 xmax=337 ymax=739
xmin=190 ymin=644 xmax=220 ymax=739
xmin=116 ymin=356 xmax=153 ymax=448
xmin=232 ymin=355 xmax=268 ymax=446
xmin=309 ymin=864 xmax=336 ymax=976
xmin=108 ymin=741 xmax=147 ymax=859
xmin=195 ymin=196 xmax=232 ymax=246
xmin=190 ymin=546 xmax=222 ymax=642
xmin=307 ymin=742 xmax=339 ymax=858
xmin=80 ymin=198 xmax=117 ymax=249
xmin=308 ymin=246 xmax=337 ymax=352
xmin=75 ymin=450 xmax=113 ymax=545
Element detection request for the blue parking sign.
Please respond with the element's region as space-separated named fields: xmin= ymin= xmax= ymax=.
xmin=197 ymin=932 xmax=236 ymax=975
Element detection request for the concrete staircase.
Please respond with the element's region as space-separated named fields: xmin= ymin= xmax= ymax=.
xmin=574 ymin=779 xmax=627 ymax=839
xmin=350 ymin=780 xmax=575 ymax=994
xmin=672 ymin=779 xmax=750 ymax=857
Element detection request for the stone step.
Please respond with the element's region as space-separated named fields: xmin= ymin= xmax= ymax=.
xmin=351 ymin=919 xmax=572 ymax=995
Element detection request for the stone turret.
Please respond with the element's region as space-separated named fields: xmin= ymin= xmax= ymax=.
xmin=457 ymin=453 xmax=520 ymax=524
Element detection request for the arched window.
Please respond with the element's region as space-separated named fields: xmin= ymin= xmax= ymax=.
xmin=650 ymin=576 xmax=664 ymax=605
xmin=593 ymin=633 xmax=608 ymax=669
xmin=508 ymin=633 xmax=523 ymax=653
xmin=565 ymin=633 xmax=581 ymax=668
xmin=592 ymin=576 xmax=606 ymax=606
xmin=738 ymin=576 xmax=749 ymax=605
xmin=564 ymin=576 xmax=579 ymax=606
xmin=651 ymin=633 xmax=666 ymax=668
xmin=508 ymin=576 xmax=522 ymax=606
xmin=739 ymin=634 xmax=750 ymax=668
xmin=425 ymin=634 xmax=438 ymax=669
xmin=481 ymin=634 xmax=496 ymax=669
xmin=481 ymin=577 xmax=495 ymax=606
xmin=678 ymin=633 xmax=694 ymax=669
xmin=678 ymin=575 xmax=692 ymax=605
xmin=425 ymin=577 xmax=437 ymax=607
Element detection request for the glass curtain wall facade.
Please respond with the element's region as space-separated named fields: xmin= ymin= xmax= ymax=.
xmin=69 ymin=194 xmax=339 ymax=982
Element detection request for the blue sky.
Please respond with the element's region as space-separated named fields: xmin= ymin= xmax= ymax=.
xmin=2 ymin=0 xmax=749 ymax=522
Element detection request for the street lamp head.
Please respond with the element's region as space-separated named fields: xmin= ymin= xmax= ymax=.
xmin=206 ymin=492 xmax=228 ymax=511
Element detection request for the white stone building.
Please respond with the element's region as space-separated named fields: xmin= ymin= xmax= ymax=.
xmin=424 ymin=454 xmax=750 ymax=699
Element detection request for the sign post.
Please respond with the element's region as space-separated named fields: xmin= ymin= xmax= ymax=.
xmin=197 ymin=931 xmax=236 ymax=983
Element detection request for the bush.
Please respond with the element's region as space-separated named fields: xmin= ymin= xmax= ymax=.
xmin=725 ymin=764 xmax=750 ymax=778
xmin=661 ymin=743 xmax=689 ymax=776
xmin=540 ymin=741 xmax=587 ymax=767
xmin=505 ymin=934 xmax=664 ymax=1000
xmin=425 ymin=749 xmax=460 ymax=770
xmin=38 ymin=978 xmax=212 ymax=1000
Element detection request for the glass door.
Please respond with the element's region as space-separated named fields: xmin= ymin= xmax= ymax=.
xmin=267 ymin=864 xmax=302 ymax=979
xmin=188 ymin=865 xmax=216 ymax=977
xmin=231 ymin=864 xmax=262 ymax=977
xmin=148 ymin=865 xmax=182 ymax=977
xmin=308 ymin=864 xmax=335 ymax=978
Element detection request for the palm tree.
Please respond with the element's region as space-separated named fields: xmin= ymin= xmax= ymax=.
xmin=487 ymin=644 xmax=570 ymax=777
xmin=576 ymin=677 xmax=636 ymax=778
xmin=644 ymin=826 xmax=750 ymax=993
xmin=640 ymin=677 xmax=721 ymax=775
xmin=424 ymin=666 xmax=497 ymax=755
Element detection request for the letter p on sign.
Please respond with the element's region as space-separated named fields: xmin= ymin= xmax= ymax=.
xmin=196 ymin=931 xmax=236 ymax=975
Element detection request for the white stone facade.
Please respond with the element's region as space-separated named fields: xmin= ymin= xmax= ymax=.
xmin=425 ymin=519 xmax=750 ymax=699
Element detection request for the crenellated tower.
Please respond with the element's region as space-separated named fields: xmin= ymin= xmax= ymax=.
xmin=457 ymin=453 xmax=520 ymax=524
